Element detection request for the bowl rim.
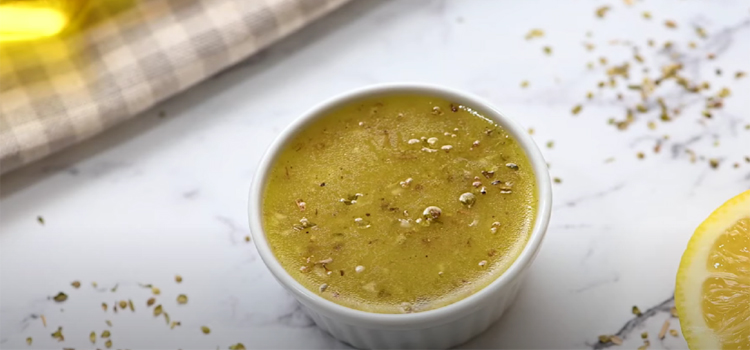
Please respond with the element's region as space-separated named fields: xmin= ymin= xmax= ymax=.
xmin=248 ymin=83 xmax=552 ymax=329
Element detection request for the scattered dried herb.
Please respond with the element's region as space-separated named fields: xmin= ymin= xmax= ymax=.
xmin=637 ymin=152 xmax=645 ymax=159
xmin=40 ymin=315 xmax=46 ymax=327
xmin=37 ymin=216 xmax=44 ymax=225
xmin=664 ymin=20 xmax=677 ymax=28
xmin=201 ymin=326 xmax=211 ymax=334
xmin=90 ymin=331 xmax=96 ymax=344
xmin=177 ymin=294 xmax=188 ymax=305
xmin=154 ymin=305 xmax=163 ymax=317
xmin=244 ymin=235 xmax=251 ymax=242
xmin=641 ymin=332 xmax=648 ymax=339
xmin=118 ymin=300 xmax=127 ymax=309
xmin=102 ymin=302 xmax=108 ymax=312
xmin=525 ymin=29 xmax=545 ymax=40
xmin=51 ymin=327 xmax=64 ymax=341
xmin=642 ymin=11 xmax=651 ymax=19
xmin=546 ymin=141 xmax=554 ymax=149
xmin=164 ymin=312 xmax=170 ymax=325
xmin=105 ymin=339 xmax=112 ymax=348
xmin=170 ymin=321 xmax=181 ymax=329
xmin=543 ymin=46 xmax=553 ymax=55
xmin=659 ymin=320 xmax=670 ymax=339
xmin=26 ymin=337 xmax=32 ymax=345
xmin=152 ymin=287 xmax=161 ymax=295
xmin=553 ymin=177 xmax=562 ymax=184
xmin=670 ymin=329 xmax=679 ymax=337
xmin=147 ymin=298 xmax=156 ymax=307
xmin=53 ymin=292 xmax=68 ymax=302
xmin=737 ymin=71 xmax=747 ymax=79
xmin=111 ymin=284 xmax=118 ymax=292
xmin=101 ymin=330 xmax=110 ymax=338
xmin=520 ymin=80 xmax=529 ymax=88
xmin=695 ymin=26 xmax=708 ymax=38
xmin=175 ymin=275 xmax=183 ymax=283
xmin=229 ymin=343 xmax=246 ymax=350
xmin=128 ymin=299 xmax=135 ymax=311
xmin=70 ymin=281 xmax=80 ymax=289
xmin=105 ymin=320 xmax=112 ymax=327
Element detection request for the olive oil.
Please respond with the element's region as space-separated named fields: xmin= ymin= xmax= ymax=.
xmin=0 ymin=0 xmax=82 ymax=41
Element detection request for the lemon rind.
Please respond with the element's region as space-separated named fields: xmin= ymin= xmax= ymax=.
xmin=676 ymin=190 xmax=750 ymax=350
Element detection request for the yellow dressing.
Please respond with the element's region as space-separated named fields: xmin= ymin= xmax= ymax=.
xmin=262 ymin=94 xmax=537 ymax=313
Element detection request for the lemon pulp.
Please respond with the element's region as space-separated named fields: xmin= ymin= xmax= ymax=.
xmin=702 ymin=218 xmax=750 ymax=350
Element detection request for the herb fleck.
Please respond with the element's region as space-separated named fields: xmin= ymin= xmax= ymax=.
xmin=37 ymin=216 xmax=44 ymax=225
xmin=177 ymin=294 xmax=188 ymax=304
xmin=71 ymin=281 xmax=81 ymax=289
xmin=571 ymin=104 xmax=582 ymax=115
xmin=154 ymin=304 xmax=163 ymax=317
xmin=632 ymin=305 xmax=642 ymax=316
xmin=128 ymin=299 xmax=135 ymax=311
xmin=102 ymin=302 xmax=107 ymax=312
xmin=105 ymin=339 xmax=112 ymax=348
xmin=152 ymin=287 xmax=161 ymax=295
xmin=90 ymin=331 xmax=96 ymax=344
xmin=26 ymin=337 xmax=32 ymax=345
xmin=101 ymin=330 xmax=110 ymax=338
xmin=51 ymin=327 xmax=64 ymax=341
xmin=53 ymin=292 xmax=68 ymax=302
xmin=175 ymin=275 xmax=182 ymax=283
xmin=118 ymin=300 xmax=127 ymax=309
xmin=147 ymin=297 xmax=156 ymax=307
xmin=201 ymin=326 xmax=211 ymax=334
xmin=229 ymin=343 xmax=246 ymax=350
xmin=524 ymin=28 xmax=544 ymax=40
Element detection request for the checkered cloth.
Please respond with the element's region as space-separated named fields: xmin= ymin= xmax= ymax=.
xmin=0 ymin=0 xmax=348 ymax=174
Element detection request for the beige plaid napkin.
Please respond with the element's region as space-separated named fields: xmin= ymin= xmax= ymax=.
xmin=0 ymin=0 xmax=348 ymax=174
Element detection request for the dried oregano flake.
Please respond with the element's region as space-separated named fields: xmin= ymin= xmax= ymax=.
xmin=51 ymin=327 xmax=64 ymax=341
xmin=53 ymin=292 xmax=68 ymax=302
xmin=177 ymin=294 xmax=188 ymax=305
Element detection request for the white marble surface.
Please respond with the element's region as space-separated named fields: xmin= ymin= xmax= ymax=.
xmin=2 ymin=0 xmax=750 ymax=349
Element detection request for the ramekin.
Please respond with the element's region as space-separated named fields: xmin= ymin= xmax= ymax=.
xmin=248 ymin=83 xmax=552 ymax=349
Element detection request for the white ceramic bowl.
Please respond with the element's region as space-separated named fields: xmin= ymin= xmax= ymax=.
xmin=249 ymin=83 xmax=552 ymax=349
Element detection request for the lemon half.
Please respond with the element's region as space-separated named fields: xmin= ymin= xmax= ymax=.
xmin=676 ymin=190 xmax=750 ymax=350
